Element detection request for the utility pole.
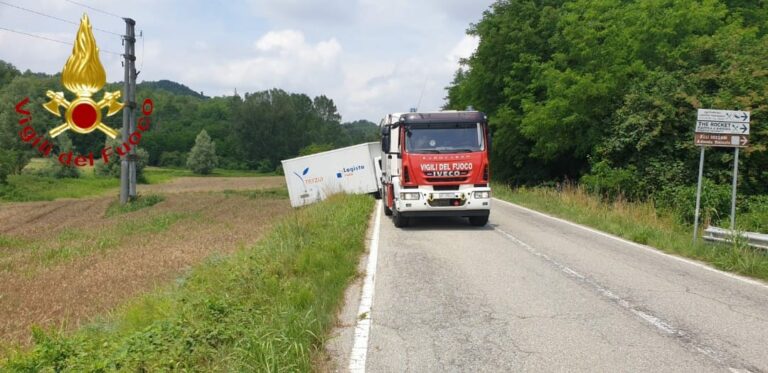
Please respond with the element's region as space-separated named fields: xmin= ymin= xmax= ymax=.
xmin=120 ymin=18 xmax=136 ymax=204
xmin=127 ymin=19 xmax=138 ymax=200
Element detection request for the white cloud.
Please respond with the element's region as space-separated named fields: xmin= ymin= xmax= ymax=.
xmin=173 ymin=29 xmax=342 ymax=98
xmin=447 ymin=35 xmax=479 ymax=65
xmin=0 ymin=0 xmax=495 ymax=121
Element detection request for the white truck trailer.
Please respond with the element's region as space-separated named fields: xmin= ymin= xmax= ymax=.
xmin=281 ymin=142 xmax=382 ymax=207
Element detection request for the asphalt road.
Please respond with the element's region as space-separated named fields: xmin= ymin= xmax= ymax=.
xmin=362 ymin=199 xmax=768 ymax=372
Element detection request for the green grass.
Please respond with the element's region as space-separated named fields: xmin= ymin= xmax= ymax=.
xmin=26 ymin=211 xmax=196 ymax=268
xmin=0 ymin=174 xmax=120 ymax=202
xmin=221 ymin=188 xmax=289 ymax=200
xmin=143 ymin=167 xmax=274 ymax=184
xmin=0 ymin=159 xmax=275 ymax=203
xmin=0 ymin=211 xmax=195 ymax=272
xmin=493 ymin=183 xmax=768 ymax=281
xmin=105 ymin=194 xmax=166 ymax=217
xmin=1 ymin=194 xmax=374 ymax=371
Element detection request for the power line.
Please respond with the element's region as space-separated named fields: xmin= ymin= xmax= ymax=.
xmin=64 ymin=0 xmax=123 ymax=20
xmin=0 ymin=26 xmax=122 ymax=55
xmin=0 ymin=0 xmax=122 ymax=37
xmin=137 ymin=30 xmax=145 ymax=74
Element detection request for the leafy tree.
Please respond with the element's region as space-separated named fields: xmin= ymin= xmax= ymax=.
xmin=446 ymin=0 xmax=768 ymax=199
xmin=46 ymin=133 xmax=79 ymax=178
xmin=0 ymin=59 xmax=373 ymax=178
xmin=95 ymin=137 xmax=149 ymax=182
xmin=187 ymin=129 xmax=218 ymax=175
xmin=299 ymin=143 xmax=334 ymax=156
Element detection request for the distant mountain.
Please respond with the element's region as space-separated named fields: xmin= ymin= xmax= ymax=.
xmin=137 ymin=80 xmax=208 ymax=99
xmin=341 ymin=120 xmax=379 ymax=143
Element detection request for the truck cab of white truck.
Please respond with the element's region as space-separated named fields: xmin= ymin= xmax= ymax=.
xmin=379 ymin=111 xmax=492 ymax=227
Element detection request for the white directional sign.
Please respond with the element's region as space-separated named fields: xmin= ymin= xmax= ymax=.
xmin=696 ymin=109 xmax=750 ymax=135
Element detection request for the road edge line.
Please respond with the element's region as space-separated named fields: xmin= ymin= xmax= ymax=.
xmin=348 ymin=200 xmax=382 ymax=372
xmin=492 ymin=198 xmax=768 ymax=290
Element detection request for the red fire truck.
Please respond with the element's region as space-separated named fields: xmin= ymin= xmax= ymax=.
xmin=379 ymin=111 xmax=491 ymax=227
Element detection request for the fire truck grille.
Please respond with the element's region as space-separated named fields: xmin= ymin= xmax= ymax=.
xmin=426 ymin=177 xmax=467 ymax=183
xmin=427 ymin=198 xmax=467 ymax=207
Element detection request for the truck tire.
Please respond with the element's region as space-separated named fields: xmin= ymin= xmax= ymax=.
xmin=384 ymin=204 xmax=393 ymax=216
xmin=393 ymin=210 xmax=409 ymax=228
xmin=468 ymin=215 xmax=489 ymax=227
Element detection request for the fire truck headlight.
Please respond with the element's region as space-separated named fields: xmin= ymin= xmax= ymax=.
xmin=473 ymin=191 xmax=491 ymax=199
xmin=400 ymin=192 xmax=421 ymax=200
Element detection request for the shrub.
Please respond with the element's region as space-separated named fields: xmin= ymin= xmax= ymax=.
xmin=738 ymin=195 xmax=768 ymax=232
xmin=186 ymin=130 xmax=218 ymax=175
xmin=95 ymin=137 xmax=149 ymax=182
xmin=298 ymin=143 xmax=333 ymax=156
xmin=217 ymin=157 xmax=248 ymax=171
xmin=256 ymin=159 xmax=273 ymax=173
xmin=0 ymin=149 xmax=13 ymax=184
xmin=158 ymin=151 xmax=186 ymax=168
xmin=580 ymin=161 xmax=640 ymax=200
xmin=46 ymin=134 xmax=79 ymax=179
xmin=655 ymin=179 xmax=731 ymax=226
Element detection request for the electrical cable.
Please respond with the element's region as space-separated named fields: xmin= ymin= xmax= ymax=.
xmin=0 ymin=26 xmax=123 ymax=55
xmin=137 ymin=30 xmax=144 ymax=75
xmin=0 ymin=0 xmax=122 ymax=36
xmin=64 ymin=0 xmax=123 ymax=19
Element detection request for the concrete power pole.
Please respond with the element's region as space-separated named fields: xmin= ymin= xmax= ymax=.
xmin=120 ymin=18 xmax=136 ymax=204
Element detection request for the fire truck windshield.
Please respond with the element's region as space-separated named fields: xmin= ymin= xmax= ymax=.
xmin=405 ymin=122 xmax=485 ymax=154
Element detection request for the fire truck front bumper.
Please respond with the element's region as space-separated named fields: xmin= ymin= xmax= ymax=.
xmin=395 ymin=187 xmax=491 ymax=218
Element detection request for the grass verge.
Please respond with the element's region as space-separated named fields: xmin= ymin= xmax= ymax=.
xmin=105 ymin=194 xmax=166 ymax=217
xmin=221 ymin=188 xmax=289 ymax=200
xmin=0 ymin=161 xmax=270 ymax=202
xmin=493 ymin=183 xmax=768 ymax=281
xmin=1 ymin=194 xmax=373 ymax=371
xmin=0 ymin=174 xmax=119 ymax=202
xmin=143 ymin=167 xmax=274 ymax=184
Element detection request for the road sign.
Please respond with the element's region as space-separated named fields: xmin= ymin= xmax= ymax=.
xmin=693 ymin=109 xmax=752 ymax=242
xmin=696 ymin=109 xmax=750 ymax=135
xmin=696 ymin=121 xmax=750 ymax=135
xmin=695 ymin=108 xmax=750 ymax=148
xmin=697 ymin=109 xmax=750 ymax=123
xmin=694 ymin=133 xmax=749 ymax=147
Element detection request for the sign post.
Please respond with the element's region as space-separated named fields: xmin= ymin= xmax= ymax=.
xmin=693 ymin=147 xmax=705 ymax=243
xmin=730 ymin=148 xmax=739 ymax=230
xmin=692 ymin=109 xmax=750 ymax=241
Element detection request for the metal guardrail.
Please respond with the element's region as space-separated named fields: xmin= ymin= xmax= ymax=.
xmin=703 ymin=226 xmax=768 ymax=250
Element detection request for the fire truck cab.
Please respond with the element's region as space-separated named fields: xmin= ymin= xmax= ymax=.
xmin=379 ymin=111 xmax=491 ymax=227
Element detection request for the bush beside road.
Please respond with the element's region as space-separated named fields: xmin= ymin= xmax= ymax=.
xmin=493 ymin=183 xmax=768 ymax=281
xmin=1 ymin=194 xmax=374 ymax=372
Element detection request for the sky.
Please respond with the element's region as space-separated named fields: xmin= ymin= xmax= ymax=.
xmin=0 ymin=0 xmax=494 ymax=122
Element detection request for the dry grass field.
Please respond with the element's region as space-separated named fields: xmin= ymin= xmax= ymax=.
xmin=0 ymin=177 xmax=289 ymax=348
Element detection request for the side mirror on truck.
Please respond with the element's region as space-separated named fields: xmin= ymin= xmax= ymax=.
xmin=381 ymin=135 xmax=390 ymax=153
xmin=381 ymin=126 xmax=390 ymax=153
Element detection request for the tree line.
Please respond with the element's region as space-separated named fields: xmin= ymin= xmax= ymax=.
xmin=445 ymin=0 xmax=768 ymax=201
xmin=0 ymin=61 xmax=378 ymax=182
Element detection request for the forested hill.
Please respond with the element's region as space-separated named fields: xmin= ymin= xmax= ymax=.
xmin=138 ymin=80 xmax=208 ymax=99
xmin=446 ymin=0 xmax=768 ymax=199
xmin=0 ymin=60 xmax=378 ymax=175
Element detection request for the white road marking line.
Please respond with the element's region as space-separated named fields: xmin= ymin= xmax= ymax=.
xmin=495 ymin=226 xmax=681 ymax=336
xmin=349 ymin=200 xmax=382 ymax=373
xmin=495 ymin=226 xmax=753 ymax=372
xmin=493 ymin=198 xmax=768 ymax=290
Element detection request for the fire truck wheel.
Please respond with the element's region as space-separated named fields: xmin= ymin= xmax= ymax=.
xmin=468 ymin=215 xmax=489 ymax=227
xmin=384 ymin=204 xmax=393 ymax=216
xmin=393 ymin=210 xmax=409 ymax=228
